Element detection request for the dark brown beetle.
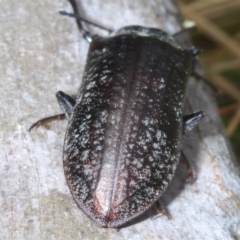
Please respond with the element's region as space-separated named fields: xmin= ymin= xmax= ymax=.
xmin=30 ymin=0 xmax=204 ymax=228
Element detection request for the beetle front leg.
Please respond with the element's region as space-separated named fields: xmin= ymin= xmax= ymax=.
xmin=29 ymin=91 xmax=75 ymax=131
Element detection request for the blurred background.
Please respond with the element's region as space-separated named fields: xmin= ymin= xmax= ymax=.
xmin=178 ymin=0 xmax=240 ymax=163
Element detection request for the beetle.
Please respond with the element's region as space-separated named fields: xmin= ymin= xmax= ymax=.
xmin=29 ymin=0 xmax=204 ymax=228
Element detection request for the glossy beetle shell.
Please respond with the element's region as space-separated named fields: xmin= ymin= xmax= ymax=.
xmin=63 ymin=26 xmax=192 ymax=227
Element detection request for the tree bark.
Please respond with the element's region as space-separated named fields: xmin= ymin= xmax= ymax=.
xmin=0 ymin=0 xmax=239 ymax=239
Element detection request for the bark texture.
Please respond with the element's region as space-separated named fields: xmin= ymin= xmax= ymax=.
xmin=0 ymin=0 xmax=239 ymax=239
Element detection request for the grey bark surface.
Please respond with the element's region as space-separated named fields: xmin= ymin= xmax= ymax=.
xmin=0 ymin=0 xmax=240 ymax=239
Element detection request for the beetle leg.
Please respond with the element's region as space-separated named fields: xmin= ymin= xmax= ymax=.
xmin=28 ymin=114 xmax=66 ymax=132
xmin=183 ymin=111 xmax=204 ymax=134
xmin=182 ymin=112 xmax=203 ymax=182
xmin=151 ymin=201 xmax=172 ymax=220
xmin=150 ymin=106 xmax=203 ymax=220
xmin=181 ymin=152 xmax=196 ymax=183
xmin=29 ymin=91 xmax=76 ymax=132
xmin=56 ymin=91 xmax=76 ymax=119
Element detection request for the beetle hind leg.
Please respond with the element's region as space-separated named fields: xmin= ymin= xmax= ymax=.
xmin=151 ymin=201 xmax=172 ymax=220
xmin=181 ymin=111 xmax=203 ymax=182
xmin=181 ymin=152 xmax=196 ymax=183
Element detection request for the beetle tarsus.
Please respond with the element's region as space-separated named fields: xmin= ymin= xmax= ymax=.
xmin=28 ymin=114 xmax=66 ymax=132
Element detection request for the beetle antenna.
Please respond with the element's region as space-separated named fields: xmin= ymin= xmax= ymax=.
xmin=192 ymin=72 xmax=219 ymax=94
xmin=189 ymin=47 xmax=219 ymax=94
xmin=60 ymin=0 xmax=113 ymax=42
xmin=63 ymin=0 xmax=92 ymax=42
xmin=59 ymin=11 xmax=113 ymax=33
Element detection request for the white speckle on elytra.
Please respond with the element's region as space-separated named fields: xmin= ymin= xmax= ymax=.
xmin=75 ymin=164 xmax=80 ymax=169
xmin=153 ymin=143 xmax=161 ymax=150
xmin=80 ymin=150 xmax=89 ymax=161
xmin=84 ymin=92 xmax=90 ymax=97
xmin=145 ymin=130 xmax=152 ymax=141
xmin=142 ymin=117 xmax=150 ymax=126
xmin=129 ymin=144 xmax=134 ymax=149
xmin=96 ymin=145 xmax=103 ymax=151
xmin=86 ymin=81 xmax=96 ymax=90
